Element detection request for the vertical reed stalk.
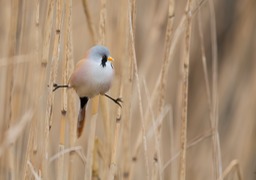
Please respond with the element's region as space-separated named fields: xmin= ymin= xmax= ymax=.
xmin=209 ymin=0 xmax=222 ymax=178
xmin=22 ymin=0 xmax=41 ymax=179
xmin=6 ymin=1 xmax=19 ymax=179
xmin=84 ymin=96 xmax=99 ymax=180
xmin=179 ymin=0 xmax=192 ymax=179
xmin=152 ymin=0 xmax=175 ymax=179
xmin=63 ymin=0 xmax=76 ymax=179
xmin=58 ymin=0 xmax=68 ymax=173
xmin=43 ymin=0 xmax=64 ymax=178
xmin=128 ymin=0 xmax=150 ymax=179
xmin=82 ymin=0 xmax=96 ymax=43
xmin=108 ymin=84 xmax=123 ymax=180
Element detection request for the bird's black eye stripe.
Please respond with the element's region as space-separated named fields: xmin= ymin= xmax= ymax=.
xmin=101 ymin=55 xmax=107 ymax=67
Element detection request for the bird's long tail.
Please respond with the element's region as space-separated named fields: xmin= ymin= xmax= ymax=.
xmin=77 ymin=97 xmax=88 ymax=137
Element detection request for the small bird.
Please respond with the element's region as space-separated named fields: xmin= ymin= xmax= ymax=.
xmin=53 ymin=45 xmax=122 ymax=137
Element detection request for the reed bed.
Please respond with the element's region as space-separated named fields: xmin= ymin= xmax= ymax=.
xmin=0 ymin=0 xmax=255 ymax=179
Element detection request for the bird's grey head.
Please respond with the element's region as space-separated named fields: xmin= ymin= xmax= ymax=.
xmin=88 ymin=45 xmax=112 ymax=67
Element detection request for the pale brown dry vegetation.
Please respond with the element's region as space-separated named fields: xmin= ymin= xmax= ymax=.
xmin=0 ymin=0 xmax=255 ymax=180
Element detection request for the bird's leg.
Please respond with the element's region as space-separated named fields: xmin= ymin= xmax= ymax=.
xmin=53 ymin=83 xmax=69 ymax=92
xmin=104 ymin=94 xmax=123 ymax=107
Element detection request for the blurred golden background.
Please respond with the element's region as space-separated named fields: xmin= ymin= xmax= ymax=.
xmin=0 ymin=0 xmax=255 ymax=179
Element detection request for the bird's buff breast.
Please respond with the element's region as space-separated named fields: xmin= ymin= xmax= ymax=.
xmin=70 ymin=60 xmax=114 ymax=98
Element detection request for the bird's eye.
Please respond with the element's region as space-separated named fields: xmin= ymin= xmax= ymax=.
xmin=101 ymin=55 xmax=108 ymax=67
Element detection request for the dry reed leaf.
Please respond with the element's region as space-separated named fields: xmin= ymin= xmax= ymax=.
xmin=0 ymin=111 xmax=33 ymax=157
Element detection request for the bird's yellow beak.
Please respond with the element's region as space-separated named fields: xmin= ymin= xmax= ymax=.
xmin=107 ymin=56 xmax=114 ymax=62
